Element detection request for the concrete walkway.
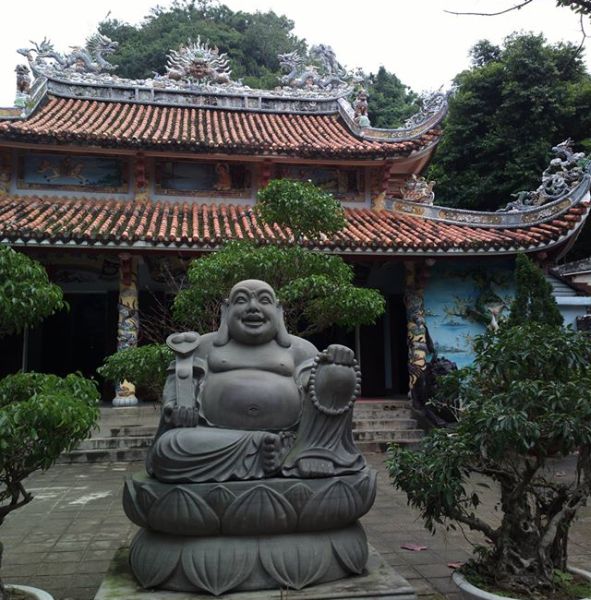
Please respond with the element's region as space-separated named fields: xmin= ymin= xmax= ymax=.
xmin=1 ymin=438 xmax=590 ymax=599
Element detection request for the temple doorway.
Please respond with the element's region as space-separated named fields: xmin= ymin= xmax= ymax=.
xmin=308 ymin=294 xmax=408 ymax=398
xmin=26 ymin=292 xmax=118 ymax=395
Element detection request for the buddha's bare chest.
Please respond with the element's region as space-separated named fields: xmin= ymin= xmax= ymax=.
xmin=200 ymin=345 xmax=300 ymax=430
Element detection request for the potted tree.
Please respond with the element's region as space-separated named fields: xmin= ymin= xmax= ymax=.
xmin=0 ymin=247 xmax=100 ymax=600
xmin=388 ymin=254 xmax=591 ymax=599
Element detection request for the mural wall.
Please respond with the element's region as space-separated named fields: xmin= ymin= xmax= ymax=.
xmin=423 ymin=259 xmax=514 ymax=368
xmin=155 ymin=160 xmax=251 ymax=197
xmin=18 ymin=152 xmax=128 ymax=192
xmin=277 ymin=164 xmax=364 ymax=201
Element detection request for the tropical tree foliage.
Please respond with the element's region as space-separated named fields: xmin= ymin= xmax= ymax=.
xmin=428 ymin=33 xmax=591 ymax=211
xmin=0 ymin=248 xmax=100 ymax=597
xmin=388 ymin=255 xmax=591 ymax=596
xmin=365 ymin=66 xmax=418 ymax=129
xmin=99 ymin=0 xmax=306 ymax=88
xmin=0 ymin=246 xmax=65 ymax=337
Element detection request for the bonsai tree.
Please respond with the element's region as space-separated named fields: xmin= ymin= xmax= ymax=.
xmin=174 ymin=179 xmax=385 ymax=336
xmin=0 ymin=247 xmax=100 ymax=598
xmin=388 ymin=254 xmax=591 ymax=597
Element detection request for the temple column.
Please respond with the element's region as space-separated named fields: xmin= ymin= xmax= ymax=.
xmin=403 ymin=261 xmax=429 ymax=395
xmin=113 ymin=253 xmax=140 ymax=407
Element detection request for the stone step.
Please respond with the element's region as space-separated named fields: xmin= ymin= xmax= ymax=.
xmin=356 ymin=440 xmax=423 ymax=453
xmin=57 ymin=447 xmax=147 ymax=464
xmin=76 ymin=435 xmax=154 ymax=451
xmin=352 ymin=429 xmax=425 ymax=443
xmin=352 ymin=418 xmax=418 ymax=430
xmin=107 ymin=425 xmax=157 ymax=438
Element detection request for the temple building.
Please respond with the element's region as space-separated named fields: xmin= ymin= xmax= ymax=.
xmin=1 ymin=35 xmax=590 ymax=400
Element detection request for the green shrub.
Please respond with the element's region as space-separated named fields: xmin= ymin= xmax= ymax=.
xmin=98 ymin=344 xmax=173 ymax=401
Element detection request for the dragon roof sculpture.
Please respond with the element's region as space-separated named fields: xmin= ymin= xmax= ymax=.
xmin=278 ymin=44 xmax=359 ymax=92
xmin=18 ymin=33 xmax=118 ymax=76
xmin=164 ymin=37 xmax=233 ymax=86
xmin=499 ymin=139 xmax=591 ymax=212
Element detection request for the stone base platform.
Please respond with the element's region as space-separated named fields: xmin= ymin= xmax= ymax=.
xmin=94 ymin=545 xmax=416 ymax=600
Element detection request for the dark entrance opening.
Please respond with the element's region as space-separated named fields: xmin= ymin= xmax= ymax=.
xmin=26 ymin=292 xmax=118 ymax=397
xmin=308 ymin=294 xmax=408 ymax=398
xmin=357 ymin=294 xmax=408 ymax=398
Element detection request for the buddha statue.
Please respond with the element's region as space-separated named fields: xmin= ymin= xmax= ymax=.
xmin=123 ymin=280 xmax=378 ymax=595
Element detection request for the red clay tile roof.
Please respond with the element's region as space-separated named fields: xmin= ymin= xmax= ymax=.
xmin=0 ymin=196 xmax=587 ymax=255
xmin=0 ymin=97 xmax=440 ymax=158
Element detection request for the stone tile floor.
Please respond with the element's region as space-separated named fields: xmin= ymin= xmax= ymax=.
xmin=1 ymin=454 xmax=589 ymax=600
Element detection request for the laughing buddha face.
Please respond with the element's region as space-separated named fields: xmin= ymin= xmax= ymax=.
xmin=226 ymin=280 xmax=280 ymax=345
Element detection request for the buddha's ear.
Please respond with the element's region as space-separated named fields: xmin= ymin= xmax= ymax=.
xmin=275 ymin=303 xmax=292 ymax=348
xmin=213 ymin=300 xmax=230 ymax=346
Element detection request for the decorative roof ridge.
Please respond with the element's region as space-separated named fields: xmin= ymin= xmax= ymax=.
xmin=337 ymin=91 xmax=448 ymax=142
xmin=554 ymin=255 xmax=591 ymax=275
xmin=391 ymin=174 xmax=591 ymax=229
xmin=5 ymin=34 xmax=448 ymax=140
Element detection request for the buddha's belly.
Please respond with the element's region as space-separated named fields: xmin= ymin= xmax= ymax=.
xmin=200 ymin=369 xmax=301 ymax=430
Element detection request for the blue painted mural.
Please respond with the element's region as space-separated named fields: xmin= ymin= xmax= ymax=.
xmin=18 ymin=152 xmax=127 ymax=192
xmin=156 ymin=160 xmax=251 ymax=196
xmin=424 ymin=260 xmax=514 ymax=368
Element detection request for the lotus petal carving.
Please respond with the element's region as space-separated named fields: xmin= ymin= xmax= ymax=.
xmin=223 ymin=485 xmax=297 ymax=535
xmin=299 ymin=479 xmax=363 ymax=531
xmin=137 ymin=483 xmax=157 ymax=515
xmin=284 ymin=483 xmax=313 ymax=515
xmin=148 ymin=486 xmax=219 ymax=535
xmin=180 ymin=537 xmax=257 ymax=595
xmin=129 ymin=529 xmax=180 ymax=588
xmin=354 ymin=470 xmax=378 ymax=515
xmin=205 ymin=485 xmax=236 ymax=519
xmin=122 ymin=478 xmax=147 ymax=528
xmin=331 ymin=524 xmax=368 ymax=574
xmin=259 ymin=534 xmax=332 ymax=589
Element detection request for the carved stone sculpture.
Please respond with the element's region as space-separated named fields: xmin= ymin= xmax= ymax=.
xmin=123 ymin=279 xmax=375 ymax=594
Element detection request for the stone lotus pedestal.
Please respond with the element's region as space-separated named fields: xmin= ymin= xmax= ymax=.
xmin=123 ymin=469 xmax=377 ymax=594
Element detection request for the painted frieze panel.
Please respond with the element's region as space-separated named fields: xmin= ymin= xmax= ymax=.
xmin=277 ymin=164 xmax=364 ymax=201
xmin=17 ymin=152 xmax=128 ymax=192
xmin=155 ymin=160 xmax=252 ymax=197
xmin=423 ymin=261 xmax=514 ymax=368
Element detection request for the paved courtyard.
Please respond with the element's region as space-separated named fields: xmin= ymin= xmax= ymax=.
xmin=1 ymin=452 xmax=590 ymax=600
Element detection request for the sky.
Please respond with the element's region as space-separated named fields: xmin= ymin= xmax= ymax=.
xmin=0 ymin=0 xmax=588 ymax=106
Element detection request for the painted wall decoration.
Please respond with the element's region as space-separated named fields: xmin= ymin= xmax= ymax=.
xmin=17 ymin=152 xmax=128 ymax=192
xmin=0 ymin=150 xmax=11 ymax=195
xmin=277 ymin=164 xmax=363 ymax=200
xmin=155 ymin=160 xmax=251 ymax=196
xmin=423 ymin=260 xmax=514 ymax=368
